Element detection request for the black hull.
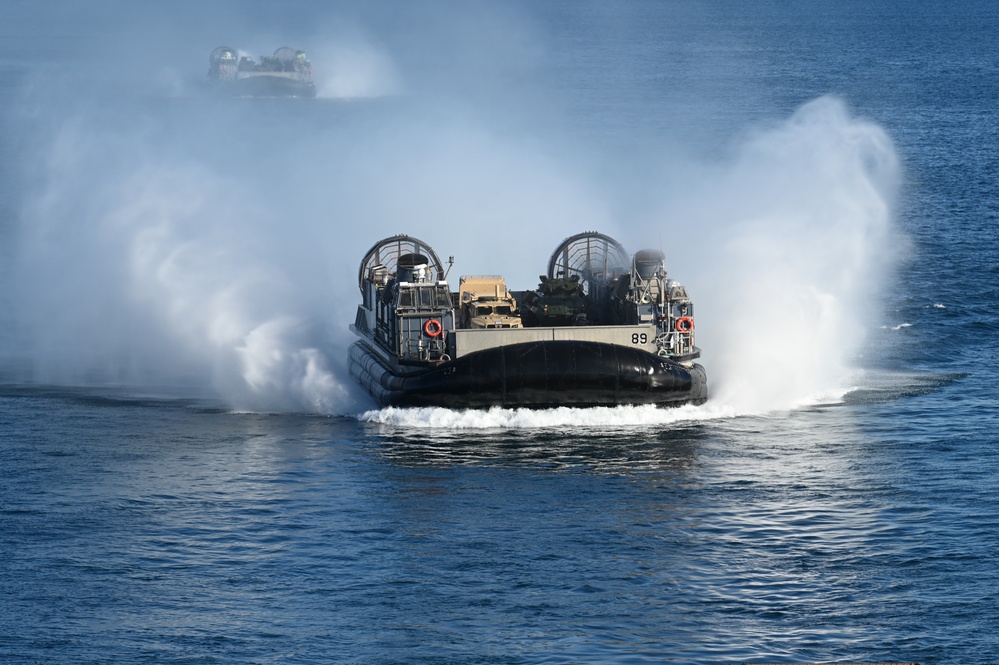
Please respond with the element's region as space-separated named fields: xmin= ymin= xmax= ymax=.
xmin=350 ymin=339 xmax=707 ymax=409
xmin=208 ymin=77 xmax=316 ymax=98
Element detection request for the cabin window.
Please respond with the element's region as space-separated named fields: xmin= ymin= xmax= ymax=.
xmin=398 ymin=290 xmax=413 ymax=307
xmin=437 ymin=289 xmax=452 ymax=307
xmin=419 ymin=288 xmax=434 ymax=308
xmin=476 ymin=306 xmax=492 ymax=316
xmin=495 ymin=306 xmax=512 ymax=315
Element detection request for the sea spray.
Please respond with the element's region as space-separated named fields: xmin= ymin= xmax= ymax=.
xmin=2 ymin=110 xmax=364 ymax=412
xmin=2 ymin=65 xmax=899 ymax=420
xmin=648 ymin=96 xmax=902 ymax=415
xmin=309 ymin=35 xmax=403 ymax=99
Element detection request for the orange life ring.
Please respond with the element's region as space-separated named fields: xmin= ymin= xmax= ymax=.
xmin=423 ymin=319 xmax=443 ymax=338
xmin=676 ymin=316 xmax=694 ymax=332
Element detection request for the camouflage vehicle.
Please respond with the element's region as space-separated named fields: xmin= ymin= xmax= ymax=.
xmin=457 ymin=276 xmax=522 ymax=329
xmin=519 ymin=274 xmax=590 ymax=327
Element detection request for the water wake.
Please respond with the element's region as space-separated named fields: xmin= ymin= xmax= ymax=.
xmin=361 ymin=402 xmax=736 ymax=430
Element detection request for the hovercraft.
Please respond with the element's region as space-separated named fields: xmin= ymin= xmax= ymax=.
xmin=207 ymin=46 xmax=316 ymax=98
xmin=349 ymin=233 xmax=707 ymax=409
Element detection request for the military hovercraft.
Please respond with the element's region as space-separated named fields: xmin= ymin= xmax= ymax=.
xmin=349 ymin=232 xmax=707 ymax=409
xmin=207 ymin=46 xmax=316 ymax=98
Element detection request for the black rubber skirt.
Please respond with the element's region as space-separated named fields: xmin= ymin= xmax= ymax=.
xmin=209 ymin=77 xmax=316 ymax=98
xmin=350 ymin=340 xmax=707 ymax=409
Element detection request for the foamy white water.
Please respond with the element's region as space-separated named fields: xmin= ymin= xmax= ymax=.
xmin=360 ymin=402 xmax=739 ymax=430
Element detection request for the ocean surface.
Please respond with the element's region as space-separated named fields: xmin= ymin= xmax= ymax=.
xmin=2 ymin=1 xmax=998 ymax=663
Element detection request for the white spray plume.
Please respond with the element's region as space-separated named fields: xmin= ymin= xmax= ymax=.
xmin=654 ymin=96 xmax=901 ymax=415
xmin=7 ymin=124 xmax=363 ymax=413
xmin=310 ymin=38 xmax=403 ymax=99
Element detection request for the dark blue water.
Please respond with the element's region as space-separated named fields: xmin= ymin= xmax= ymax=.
xmin=2 ymin=2 xmax=998 ymax=663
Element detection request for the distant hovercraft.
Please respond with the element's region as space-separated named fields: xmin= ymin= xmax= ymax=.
xmin=207 ymin=46 xmax=316 ymax=98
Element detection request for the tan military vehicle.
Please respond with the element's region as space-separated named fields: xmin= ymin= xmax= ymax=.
xmin=458 ymin=276 xmax=522 ymax=329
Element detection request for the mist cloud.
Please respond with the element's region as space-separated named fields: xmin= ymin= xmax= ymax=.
xmin=0 ymin=3 xmax=902 ymax=420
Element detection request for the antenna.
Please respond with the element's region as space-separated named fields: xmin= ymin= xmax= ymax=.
xmin=659 ymin=232 xmax=667 ymax=276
